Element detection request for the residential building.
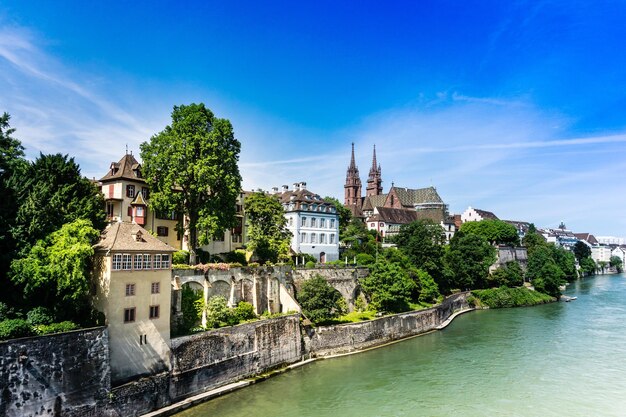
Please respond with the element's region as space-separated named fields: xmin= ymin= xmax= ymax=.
xmin=596 ymin=236 xmax=626 ymax=245
xmin=197 ymin=190 xmax=249 ymax=255
xmin=574 ymin=233 xmax=599 ymax=246
xmin=461 ymin=206 xmax=499 ymax=223
xmin=92 ymin=222 xmax=176 ymax=384
xmin=99 ymin=152 xmax=182 ymax=249
xmin=591 ymin=245 xmax=612 ymax=264
xmin=277 ymin=182 xmax=339 ymax=263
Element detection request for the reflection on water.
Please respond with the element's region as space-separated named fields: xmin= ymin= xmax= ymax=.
xmin=176 ymin=274 xmax=626 ymax=417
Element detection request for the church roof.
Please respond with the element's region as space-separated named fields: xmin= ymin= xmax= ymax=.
xmin=368 ymin=206 xmax=446 ymax=225
xmin=391 ymin=186 xmax=444 ymax=207
xmin=100 ymin=153 xmax=145 ymax=183
xmin=362 ymin=194 xmax=388 ymax=211
xmin=94 ymin=222 xmax=176 ymax=253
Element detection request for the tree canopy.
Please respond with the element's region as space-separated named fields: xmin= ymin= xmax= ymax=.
xmin=444 ymin=233 xmax=496 ymax=290
xmin=526 ymin=245 xmax=565 ymax=298
xmin=572 ymin=241 xmax=592 ymax=262
xmin=297 ymin=275 xmax=344 ymax=324
xmin=244 ymin=191 xmax=292 ymax=264
xmin=323 ymin=196 xmax=351 ymax=236
xmin=140 ymin=103 xmax=242 ymax=263
xmin=459 ymin=219 xmax=519 ymax=246
xmin=360 ymin=261 xmax=416 ymax=313
xmin=395 ymin=219 xmax=446 ymax=289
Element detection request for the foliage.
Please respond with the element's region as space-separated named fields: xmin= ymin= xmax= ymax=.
xmin=26 ymin=306 xmax=54 ymax=326
xmin=305 ymin=261 xmax=316 ymax=268
xmin=34 ymin=321 xmax=79 ymax=335
xmin=223 ymin=250 xmax=248 ymax=265
xmin=579 ymin=256 xmax=596 ymax=276
xmin=459 ymin=219 xmax=519 ymax=246
xmin=488 ymin=261 xmax=524 ymax=288
xmin=526 ymin=245 xmax=565 ymax=298
xmin=355 ymin=253 xmax=375 ymax=266
xmin=550 ymin=246 xmax=577 ymax=281
xmin=444 ymin=234 xmax=496 ymax=290
xmin=10 ymin=219 xmax=100 ymax=322
xmin=0 ymin=319 xmax=34 ymax=340
xmin=244 ymin=191 xmax=292 ymax=264
xmin=197 ymin=296 xmax=231 ymax=329
xmin=12 ymin=153 xmax=106 ymax=259
xmin=471 ymin=287 xmax=555 ymax=309
xmin=296 ymin=275 xmax=344 ymax=324
xmin=231 ymin=301 xmax=256 ymax=323
xmin=522 ymin=224 xmax=546 ymax=254
xmin=173 ymin=250 xmax=190 ymax=265
xmin=0 ymin=302 xmax=15 ymax=321
xmin=323 ymin=196 xmax=351 ymax=235
xmin=333 ymin=309 xmax=377 ymax=323
xmin=341 ymin=218 xmax=380 ymax=259
xmin=395 ymin=219 xmax=446 ymax=290
xmin=179 ymin=286 xmax=203 ymax=334
xmin=172 ymin=263 xmax=195 ymax=270
xmin=416 ymin=269 xmax=440 ymax=304
xmin=610 ymin=255 xmax=623 ymax=273
xmin=572 ymin=241 xmax=592 ymax=262
xmin=359 ymin=261 xmax=416 ymax=313
xmin=140 ymin=103 xmax=242 ymax=264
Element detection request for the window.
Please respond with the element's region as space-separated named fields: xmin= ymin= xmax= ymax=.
xmin=302 ymin=204 xmax=308 ymax=211
xmin=311 ymin=233 xmax=317 ymax=244
xmin=149 ymin=305 xmax=160 ymax=319
xmin=330 ymin=219 xmax=336 ymax=228
xmin=311 ymin=218 xmax=317 ymax=228
xmin=141 ymin=187 xmax=149 ymax=199
xmin=126 ymin=185 xmax=135 ymax=198
xmin=161 ymin=254 xmax=170 ymax=269
xmin=301 ymin=233 xmax=307 ymax=243
xmin=125 ymin=283 xmax=136 ymax=296
xmin=154 ymin=254 xmax=162 ymax=269
xmin=289 ymin=217 xmax=293 ymax=226
xmin=112 ymin=254 xmax=122 ymax=270
xmin=127 ymin=206 xmax=133 ymax=218
xmin=320 ymin=233 xmax=326 ymax=244
xmin=330 ymin=234 xmax=335 ymax=244
xmin=133 ymin=254 xmax=143 ymax=270
xmin=106 ymin=202 xmax=115 ymax=218
xmin=136 ymin=206 xmax=145 ymax=217
xmin=157 ymin=226 xmax=168 ymax=236
xmin=143 ymin=254 xmax=152 ymax=269
xmin=320 ymin=218 xmax=326 ymax=228
xmin=122 ymin=254 xmax=132 ymax=270
xmin=301 ymin=217 xmax=307 ymax=227
xmin=371 ymin=223 xmax=375 ymax=228
xmin=151 ymin=282 xmax=160 ymax=294
xmin=124 ymin=308 xmax=136 ymax=323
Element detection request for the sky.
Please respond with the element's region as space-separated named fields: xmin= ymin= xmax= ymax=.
xmin=1 ymin=1 xmax=626 ymax=236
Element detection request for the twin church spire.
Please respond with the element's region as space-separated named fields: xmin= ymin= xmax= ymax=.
xmin=344 ymin=144 xmax=383 ymax=216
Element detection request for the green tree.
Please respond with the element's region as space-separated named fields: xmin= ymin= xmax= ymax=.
xmin=526 ymin=245 xmax=565 ymax=298
xmin=550 ymin=246 xmax=577 ymax=281
xmin=323 ymin=196 xmax=351 ymax=236
xmin=341 ymin=218 xmax=379 ymax=259
xmin=522 ymin=224 xmax=546 ymax=254
xmin=297 ymin=275 xmax=344 ymax=324
xmin=359 ymin=261 xmax=417 ymax=313
xmin=459 ymin=219 xmax=520 ymax=246
xmin=244 ymin=191 xmax=292 ymax=264
xmin=11 ymin=153 xmax=106 ymax=258
xmin=610 ymin=255 xmax=623 ymax=273
xmin=10 ymin=219 xmax=100 ymax=323
xmin=416 ymin=269 xmax=440 ymax=304
xmin=572 ymin=241 xmax=592 ymax=262
xmin=140 ymin=103 xmax=242 ymax=264
xmin=178 ymin=285 xmax=203 ymax=334
xmin=196 ymin=295 xmax=231 ymax=329
xmin=579 ymin=256 xmax=596 ymax=276
xmin=444 ymin=234 xmax=496 ymax=290
xmin=488 ymin=261 xmax=524 ymax=288
xmin=395 ymin=220 xmax=446 ymax=290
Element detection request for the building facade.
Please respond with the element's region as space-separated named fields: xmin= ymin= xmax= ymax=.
xmin=92 ymin=222 xmax=176 ymax=384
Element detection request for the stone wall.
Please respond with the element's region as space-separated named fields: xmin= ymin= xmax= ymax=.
xmin=292 ymin=267 xmax=368 ymax=311
xmin=0 ymin=327 xmax=110 ymax=417
xmin=491 ymin=246 xmax=528 ymax=273
xmin=169 ymin=314 xmax=302 ymax=400
xmin=305 ymin=292 xmax=469 ymax=356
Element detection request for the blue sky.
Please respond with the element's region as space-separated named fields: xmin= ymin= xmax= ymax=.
xmin=1 ymin=1 xmax=626 ymax=235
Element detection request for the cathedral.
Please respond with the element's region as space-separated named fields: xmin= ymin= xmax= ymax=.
xmin=344 ymin=144 xmax=455 ymax=241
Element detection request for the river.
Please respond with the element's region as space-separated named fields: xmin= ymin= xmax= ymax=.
xmin=175 ymin=274 xmax=626 ymax=417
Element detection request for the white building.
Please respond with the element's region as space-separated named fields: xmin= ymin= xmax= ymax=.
xmin=461 ymin=206 xmax=499 ymax=223
xmin=596 ymin=236 xmax=626 ymax=245
xmin=276 ymin=182 xmax=339 ymax=263
xmin=591 ymin=245 xmax=612 ymax=264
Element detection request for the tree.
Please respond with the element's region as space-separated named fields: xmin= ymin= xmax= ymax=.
xmin=10 ymin=219 xmax=100 ymax=323
xmin=296 ymin=275 xmax=344 ymax=324
xmin=526 ymin=245 xmax=564 ymax=298
xmin=341 ymin=217 xmax=379 ymax=260
xmin=359 ymin=261 xmax=416 ymax=313
xmin=444 ymin=234 xmax=496 ymax=290
xmin=522 ymin=224 xmax=546 ymax=254
xmin=140 ymin=103 xmax=242 ymax=264
xmin=579 ymin=256 xmax=596 ymax=276
xmin=488 ymin=261 xmax=524 ymax=288
xmin=416 ymin=269 xmax=440 ymax=304
xmin=323 ymin=196 xmax=351 ymax=236
xmin=11 ymin=153 xmax=106 ymax=258
xmin=244 ymin=191 xmax=292 ymax=264
xmin=395 ymin=220 xmax=446 ymax=290
xmin=572 ymin=241 xmax=592 ymax=263
xmin=610 ymin=255 xmax=623 ymax=273
xmin=550 ymin=246 xmax=577 ymax=281
xmin=459 ymin=219 xmax=519 ymax=246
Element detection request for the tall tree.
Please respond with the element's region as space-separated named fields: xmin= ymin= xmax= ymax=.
xmin=323 ymin=196 xmax=351 ymax=236
xmin=572 ymin=241 xmax=592 ymax=262
xmin=459 ymin=219 xmax=519 ymax=246
xmin=244 ymin=191 xmax=292 ymax=264
xmin=444 ymin=234 xmax=496 ymax=290
xmin=395 ymin=220 xmax=446 ymax=290
xmin=526 ymin=245 xmax=565 ymax=298
xmin=12 ymin=153 xmax=106 ymax=258
xmin=140 ymin=104 xmax=242 ymax=263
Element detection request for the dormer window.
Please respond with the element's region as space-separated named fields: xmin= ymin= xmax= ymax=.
xmin=133 ymin=230 xmax=143 ymax=242
xmin=126 ymin=185 xmax=135 ymax=198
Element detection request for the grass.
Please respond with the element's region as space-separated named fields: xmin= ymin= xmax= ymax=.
xmin=471 ymin=286 xmax=555 ymax=309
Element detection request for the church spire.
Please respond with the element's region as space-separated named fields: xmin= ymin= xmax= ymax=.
xmin=366 ymin=144 xmax=383 ymax=197
xmin=371 ymin=144 xmax=377 ymax=172
xmin=349 ymin=142 xmax=357 ymax=170
xmin=344 ymin=143 xmax=363 ymax=217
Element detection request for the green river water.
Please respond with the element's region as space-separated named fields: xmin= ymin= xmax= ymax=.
xmin=176 ymin=274 xmax=626 ymax=417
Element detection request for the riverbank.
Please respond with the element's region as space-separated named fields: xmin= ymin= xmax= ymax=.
xmin=470 ymin=286 xmax=555 ymax=308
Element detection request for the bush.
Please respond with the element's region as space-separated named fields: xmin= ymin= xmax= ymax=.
xmin=35 ymin=321 xmax=79 ymax=335
xmin=198 ymin=296 xmax=231 ymax=329
xmin=248 ymin=262 xmax=260 ymax=268
xmin=27 ymin=306 xmax=55 ymax=326
xmin=232 ymin=301 xmax=256 ymax=323
xmin=195 ymin=248 xmax=211 ymax=264
xmin=173 ymin=250 xmax=190 ymax=265
xmin=180 ymin=286 xmax=203 ymax=334
xmin=471 ymin=287 xmax=554 ymax=308
xmin=0 ymin=302 xmax=13 ymax=321
xmin=223 ymin=251 xmax=247 ymax=265
xmin=488 ymin=261 xmax=524 ymax=288
xmin=305 ymin=261 xmax=316 ymax=268
xmin=356 ymin=253 xmax=375 ymax=266
xmin=0 ymin=319 xmax=34 ymax=340
xmin=360 ymin=261 xmax=416 ymax=313
xmin=297 ymin=275 xmax=344 ymax=324
xmin=416 ymin=269 xmax=440 ymax=304
xmin=326 ymin=259 xmax=345 ymax=266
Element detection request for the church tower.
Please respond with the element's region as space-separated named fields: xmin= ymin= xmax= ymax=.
xmin=366 ymin=145 xmax=383 ymax=197
xmin=344 ymin=143 xmax=363 ymax=216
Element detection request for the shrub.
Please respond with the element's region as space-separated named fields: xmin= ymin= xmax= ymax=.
xmin=489 ymin=261 xmax=524 ymax=288
xmin=232 ymin=301 xmax=256 ymax=323
xmin=326 ymin=259 xmax=345 ymax=266
xmin=35 ymin=321 xmax=79 ymax=335
xmin=248 ymin=262 xmax=260 ymax=268
xmin=0 ymin=319 xmax=34 ymax=340
xmin=356 ymin=253 xmax=375 ymax=266
xmin=297 ymin=275 xmax=344 ymax=324
xmin=27 ymin=306 xmax=55 ymax=326
xmin=360 ymin=261 xmax=416 ymax=313
xmin=305 ymin=261 xmax=316 ymax=268
xmin=223 ymin=250 xmax=247 ymax=265
xmin=195 ymin=248 xmax=211 ymax=264
xmin=471 ymin=287 xmax=554 ymax=308
xmin=416 ymin=269 xmax=440 ymax=304
xmin=0 ymin=302 xmax=13 ymax=321
xmin=180 ymin=286 xmax=203 ymax=334
xmin=198 ymin=296 xmax=231 ymax=329
xmin=173 ymin=250 xmax=190 ymax=265
xmin=229 ymin=262 xmax=243 ymax=268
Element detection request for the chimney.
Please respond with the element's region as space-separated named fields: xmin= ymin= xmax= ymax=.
xmin=272 ymin=187 xmax=279 ymax=194
xmin=300 ymin=181 xmax=307 ymax=190
xmin=282 ymin=185 xmax=289 ymax=192
xmin=293 ymin=182 xmax=300 ymax=191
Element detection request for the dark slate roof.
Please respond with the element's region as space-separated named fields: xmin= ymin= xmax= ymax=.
xmin=100 ymin=153 xmax=145 ymax=183
xmin=93 ymin=222 xmax=176 ymax=253
xmin=503 ymin=220 xmax=531 ymax=232
xmin=369 ymin=207 xmax=445 ymax=225
xmin=277 ymin=187 xmax=335 ymax=208
xmin=474 ymin=208 xmax=499 ymax=220
xmin=362 ymin=194 xmax=387 ymax=211
xmin=574 ymin=233 xmax=599 ymax=245
xmin=391 ymin=186 xmax=444 ymax=207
